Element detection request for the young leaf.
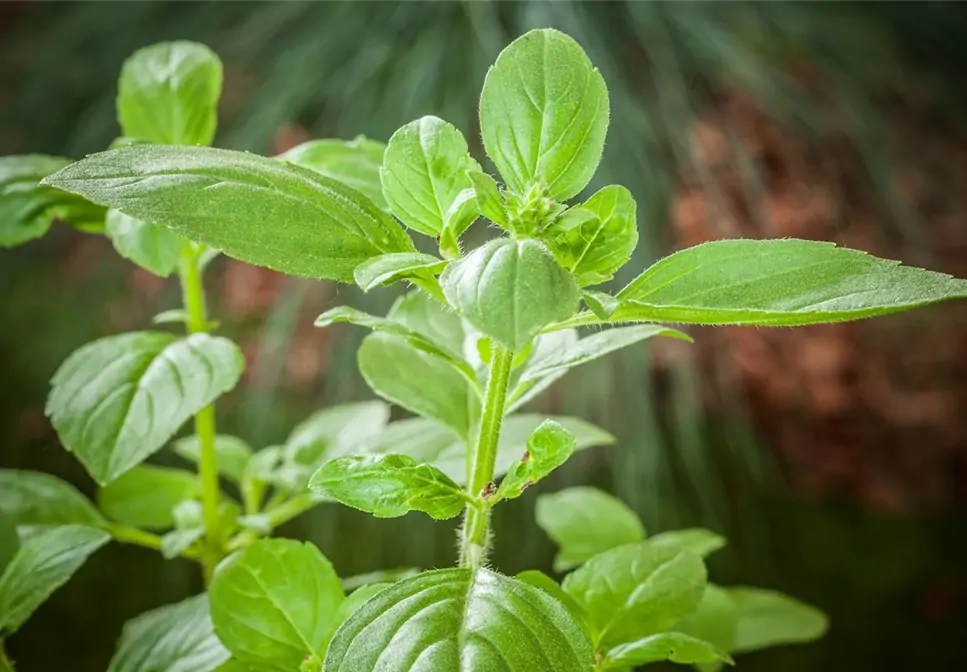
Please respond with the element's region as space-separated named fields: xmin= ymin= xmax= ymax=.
xmin=0 ymin=470 xmax=104 ymax=526
xmin=728 ymin=587 xmax=829 ymax=653
xmin=0 ymin=525 xmax=110 ymax=634
xmin=648 ymin=528 xmax=727 ymax=559
xmin=173 ymin=434 xmax=253 ymax=484
xmin=352 ymin=252 xmax=446 ymax=292
xmin=601 ymin=633 xmax=732 ymax=669
xmin=479 ymin=29 xmax=609 ymax=201
xmin=380 ymin=116 xmax=480 ymax=238
xmin=46 ymin=331 xmax=244 ymax=484
xmin=107 ymin=594 xmax=230 ymax=672
xmin=582 ymin=290 xmax=619 ymax=320
xmin=496 ymin=420 xmax=576 ymax=500
xmin=562 ymin=543 xmax=707 ymax=648
xmin=324 ymin=568 xmax=593 ymax=671
xmin=440 ymin=187 xmax=479 ymax=257
xmin=152 ymin=309 xmax=190 ymax=325
xmin=277 ymin=136 xmax=387 ymax=210
xmin=441 ymin=238 xmax=580 ymax=351
xmin=616 ymin=239 xmax=967 ymax=326
xmin=42 ymin=145 xmax=416 ymax=283
xmin=117 ymin=41 xmax=223 ymax=146
xmin=105 ymin=209 xmax=187 ymax=277
xmin=467 ymin=171 xmax=508 ymax=228
xmin=357 ymin=332 xmax=477 ymax=439
xmin=98 ymin=465 xmax=202 ymax=530
xmin=308 ymin=453 xmax=467 ymax=520
xmin=536 ymin=486 xmax=645 ymax=572
xmin=209 ymin=539 xmax=345 ymax=671
xmin=1 ymin=155 xmax=105 ymax=247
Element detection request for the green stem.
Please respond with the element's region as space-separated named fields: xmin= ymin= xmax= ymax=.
xmin=0 ymin=640 xmax=14 ymax=672
xmin=106 ymin=523 xmax=199 ymax=560
xmin=459 ymin=344 xmax=514 ymax=569
xmin=177 ymin=244 xmax=221 ymax=583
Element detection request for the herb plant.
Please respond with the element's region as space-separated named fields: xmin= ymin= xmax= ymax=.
xmin=4 ymin=28 xmax=967 ymax=672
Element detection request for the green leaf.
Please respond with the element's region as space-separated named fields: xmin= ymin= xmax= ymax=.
xmin=496 ymin=420 xmax=575 ymax=500
xmin=153 ymin=309 xmax=189 ymax=325
xmin=380 ymin=116 xmax=479 ymax=238
xmin=341 ymin=568 xmax=420 ymax=592
xmin=563 ymin=543 xmax=707 ymax=648
xmin=241 ymin=447 xmax=282 ymax=513
xmin=0 ymin=155 xmax=104 ymax=247
xmin=582 ymin=290 xmax=619 ymax=320
xmin=209 ymin=539 xmax=345 ymax=671
xmin=727 ymin=587 xmax=828 ymax=653
xmin=0 ymin=525 xmax=110 ymax=634
xmin=324 ymin=567 xmax=593 ymax=671
xmin=117 ymin=41 xmax=223 ymax=146
xmin=173 ymin=434 xmax=253 ymax=484
xmin=0 ymin=470 xmax=104 ymax=526
xmin=386 ymin=290 xmax=468 ymax=359
xmin=441 ymin=238 xmax=580 ymax=350
xmin=674 ymin=585 xmax=739 ymax=657
xmin=0 ymin=517 xmax=18 ymax=577
xmin=160 ymin=526 xmax=204 ymax=560
xmin=602 ymin=633 xmax=732 ymax=669
xmin=98 ymin=465 xmax=202 ymax=530
xmin=648 ymin=529 xmax=727 ymax=559
xmin=46 ymin=331 xmax=244 ymax=484
xmin=505 ymin=329 xmax=577 ymax=412
xmin=309 ymin=454 xmax=466 ymax=520
xmin=107 ymin=593 xmax=230 ymax=672
xmin=616 ymin=239 xmax=967 ymax=326
xmin=357 ymin=332 xmax=477 ymax=439
xmin=479 ymin=28 xmax=609 ymax=201
xmin=105 ymin=209 xmax=187 ymax=277
xmin=516 ymin=569 xmax=591 ymax=635
xmin=536 ymin=486 xmax=645 ymax=572
xmin=278 ymin=136 xmax=386 ymax=210
xmin=352 ymin=252 xmax=446 ymax=292
xmin=440 ymin=187 xmax=479 ymax=257
xmin=467 ymin=171 xmax=508 ymax=228
xmin=42 ymin=145 xmax=416 ymax=283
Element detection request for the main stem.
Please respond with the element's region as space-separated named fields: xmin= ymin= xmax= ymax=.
xmin=178 ymin=244 xmax=221 ymax=583
xmin=459 ymin=344 xmax=514 ymax=569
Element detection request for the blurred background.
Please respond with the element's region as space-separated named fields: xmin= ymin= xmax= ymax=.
xmin=3 ymin=1 xmax=967 ymax=670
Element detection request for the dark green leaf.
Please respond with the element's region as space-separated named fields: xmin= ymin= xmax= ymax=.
xmin=0 ymin=470 xmax=104 ymax=526
xmin=42 ymin=145 xmax=416 ymax=283
xmin=107 ymin=594 xmax=230 ymax=672
xmin=309 ymin=454 xmax=466 ymax=520
xmin=278 ymin=136 xmax=386 ymax=210
xmin=497 ymin=420 xmax=575 ymax=500
xmin=602 ymin=633 xmax=732 ymax=669
xmin=467 ymin=171 xmax=508 ymax=228
xmin=536 ymin=487 xmax=645 ymax=572
xmin=324 ymin=568 xmax=593 ymax=671
xmin=98 ymin=465 xmax=202 ymax=530
xmin=352 ymin=252 xmax=446 ymax=292
xmin=616 ymin=239 xmax=967 ymax=326
xmin=117 ymin=41 xmax=222 ymax=146
xmin=209 ymin=539 xmax=345 ymax=671
xmin=648 ymin=529 xmax=727 ymax=559
xmin=46 ymin=331 xmax=244 ymax=484
xmin=105 ymin=209 xmax=186 ymax=277
xmin=479 ymin=29 xmax=609 ymax=201
xmin=441 ymin=238 xmax=580 ymax=350
xmin=0 ymin=517 xmax=18 ymax=577
xmin=173 ymin=435 xmax=253 ymax=484
xmin=728 ymin=587 xmax=829 ymax=653
xmin=0 ymin=525 xmax=110 ymax=634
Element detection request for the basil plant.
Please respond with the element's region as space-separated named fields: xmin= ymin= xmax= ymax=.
xmin=4 ymin=28 xmax=967 ymax=672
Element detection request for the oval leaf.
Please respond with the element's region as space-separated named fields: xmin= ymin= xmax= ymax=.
xmin=324 ymin=567 xmax=593 ymax=671
xmin=728 ymin=587 xmax=829 ymax=653
xmin=352 ymin=252 xmax=446 ymax=292
xmin=42 ymin=145 xmax=416 ymax=283
xmin=0 ymin=470 xmax=104 ymax=526
xmin=648 ymin=528 xmax=727 ymax=559
xmin=98 ymin=465 xmax=202 ymax=530
xmin=602 ymin=632 xmax=732 ymax=669
xmin=674 ymin=584 xmax=739 ymax=656
xmin=496 ymin=420 xmax=576 ymax=501
xmin=209 ymin=539 xmax=345 ymax=670
xmin=278 ymin=136 xmax=387 ymax=210
xmin=105 ymin=209 xmax=187 ymax=277
xmin=441 ymin=238 xmax=580 ymax=351
xmin=616 ymin=239 xmax=967 ymax=326
xmin=46 ymin=331 xmax=244 ymax=484
xmin=480 ymin=29 xmax=609 ymax=201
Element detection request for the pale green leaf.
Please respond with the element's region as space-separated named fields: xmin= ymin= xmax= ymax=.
xmin=440 ymin=187 xmax=479 ymax=257
xmin=505 ymin=329 xmax=578 ymax=412
xmin=153 ymin=309 xmax=190 ymax=325
xmin=380 ymin=116 xmax=479 ymax=237
xmin=582 ymin=290 xmax=619 ymax=320
xmin=563 ymin=543 xmax=707 ymax=648
xmin=0 ymin=525 xmax=110 ymax=634
xmin=324 ymin=568 xmax=593 ymax=671
xmin=616 ymin=239 xmax=967 ymax=326
xmin=441 ymin=238 xmax=580 ymax=350
xmin=98 ymin=465 xmax=201 ymax=530
xmin=674 ymin=585 xmax=739 ymax=656
xmin=209 ymin=539 xmax=345 ymax=671
xmin=107 ymin=593 xmax=230 ymax=672
xmin=479 ymin=28 xmax=609 ymax=200
xmin=278 ymin=136 xmax=386 ymax=210
xmin=105 ymin=209 xmax=186 ymax=277
xmin=0 ymin=470 xmax=104 ymax=526
xmin=648 ymin=529 xmax=727 ymax=559
xmin=728 ymin=587 xmax=829 ymax=653
xmin=117 ymin=41 xmax=222 ymax=146
xmin=386 ymin=290 xmax=467 ymax=360
xmin=336 ymin=583 xmax=391 ymax=626
xmin=173 ymin=434 xmax=253 ymax=484
xmin=340 ymin=568 xmax=420 ymax=592
xmin=467 ymin=171 xmax=508 ymax=228
xmin=42 ymin=145 xmax=416 ymax=283
xmin=602 ymin=633 xmax=732 ymax=669
xmin=516 ymin=570 xmax=591 ymax=636
xmin=352 ymin=252 xmax=446 ymax=292
xmin=536 ymin=487 xmax=645 ymax=572
xmin=160 ymin=526 xmax=204 ymax=560
xmin=46 ymin=331 xmax=244 ymax=484
xmin=496 ymin=420 xmax=575 ymax=500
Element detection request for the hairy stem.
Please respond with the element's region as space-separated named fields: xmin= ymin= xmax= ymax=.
xmin=459 ymin=344 xmax=514 ymax=568
xmin=178 ymin=243 xmax=221 ymax=583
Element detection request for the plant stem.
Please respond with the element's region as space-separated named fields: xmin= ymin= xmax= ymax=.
xmin=0 ymin=640 xmax=14 ymax=672
xmin=177 ymin=243 xmax=221 ymax=583
xmin=459 ymin=344 xmax=514 ymax=569
xmin=106 ymin=523 xmax=198 ymax=560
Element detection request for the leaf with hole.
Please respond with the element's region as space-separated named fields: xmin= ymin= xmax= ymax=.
xmin=496 ymin=420 xmax=575 ymax=500
xmin=601 ymin=632 xmax=732 ymax=669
